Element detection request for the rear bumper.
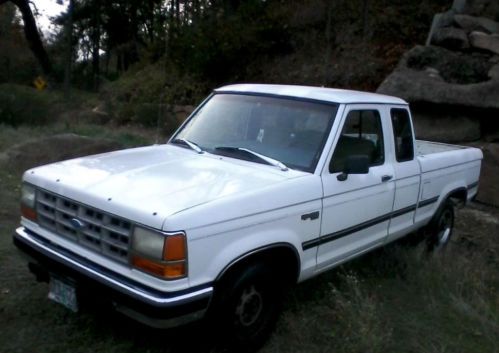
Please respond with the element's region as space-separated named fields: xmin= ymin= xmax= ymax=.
xmin=13 ymin=226 xmax=213 ymax=328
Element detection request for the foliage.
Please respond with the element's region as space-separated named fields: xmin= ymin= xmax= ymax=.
xmin=407 ymin=45 xmax=493 ymax=84
xmin=169 ymin=0 xmax=291 ymax=81
xmin=0 ymin=84 xmax=54 ymax=126
xmin=0 ymin=3 xmax=39 ymax=84
xmin=101 ymin=60 xmax=204 ymax=135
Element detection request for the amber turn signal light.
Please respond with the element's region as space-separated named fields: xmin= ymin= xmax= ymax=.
xmin=163 ymin=234 xmax=187 ymax=261
xmin=21 ymin=205 xmax=37 ymax=221
xmin=132 ymin=255 xmax=186 ymax=280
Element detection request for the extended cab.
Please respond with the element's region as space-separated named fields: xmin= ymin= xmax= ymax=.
xmin=14 ymin=84 xmax=482 ymax=347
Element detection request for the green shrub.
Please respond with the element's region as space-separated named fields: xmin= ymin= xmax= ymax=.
xmin=0 ymin=84 xmax=54 ymax=126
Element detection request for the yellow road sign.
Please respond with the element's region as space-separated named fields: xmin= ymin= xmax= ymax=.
xmin=34 ymin=76 xmax=47 ymax=91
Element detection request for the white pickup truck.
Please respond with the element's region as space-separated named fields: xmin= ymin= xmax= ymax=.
xmin=15 ymin=84 xmax=482 ymax=348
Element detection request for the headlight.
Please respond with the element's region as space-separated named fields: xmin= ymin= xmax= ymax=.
xmin=132 ymin=227 xmax=165 ymax=259
xmin=131 ymin=226 xmax=187 ymax=280
xmin=20 ymin=183 xmax=37 ymax=221
xmin=21 ymin=183 xmax=36 ymax=208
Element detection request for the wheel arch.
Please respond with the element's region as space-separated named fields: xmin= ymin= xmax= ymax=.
xmin=443 ymin=186 xmax=467 ymax=207
xmin=215 ymin=242 xmax=301 ymax=286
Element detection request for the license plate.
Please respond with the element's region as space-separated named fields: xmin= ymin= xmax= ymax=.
xmin=48 ymin=276 xmax=78 ymax=312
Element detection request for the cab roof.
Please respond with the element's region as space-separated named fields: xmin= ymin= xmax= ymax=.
xmin=215 ymin=84 xmax=407 ymax=105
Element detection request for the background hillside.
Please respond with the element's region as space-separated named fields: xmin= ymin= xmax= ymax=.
xmin=1 ymin=0 xmax=450 ymax=131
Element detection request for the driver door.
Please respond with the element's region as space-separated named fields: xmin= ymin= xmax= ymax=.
xmin=316 ymin=105 xmax=395 ymax=270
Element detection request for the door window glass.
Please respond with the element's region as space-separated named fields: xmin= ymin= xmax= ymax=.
xmin=330 ymin=109 xmax=384 ymax=173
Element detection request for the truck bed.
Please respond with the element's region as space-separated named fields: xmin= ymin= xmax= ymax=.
xmin=416 ymin=140 xmax=467 ymax=156
xmin=416 ymin=140 xmax=482 ymax=174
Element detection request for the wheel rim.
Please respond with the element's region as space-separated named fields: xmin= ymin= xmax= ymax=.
xmin=235 ymin=285 xmax=263 ymax=327
xmin=437 ymin=209 xmax=453 ymax=246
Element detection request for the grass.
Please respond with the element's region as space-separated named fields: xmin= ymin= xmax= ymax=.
xmin=0 ymin=122 xmax=157 ymax=154
xmin=263 ymin=212 xmax=499 ymax=353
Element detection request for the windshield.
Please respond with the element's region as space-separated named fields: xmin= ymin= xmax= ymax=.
xmin=171 ymin=93 xmax=338 ymax=172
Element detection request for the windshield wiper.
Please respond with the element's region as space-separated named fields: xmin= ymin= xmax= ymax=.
xmin=215 ymin=146 xmax=288 ymax=171
xmin=172 ymin=138 xmax=204 ymax=154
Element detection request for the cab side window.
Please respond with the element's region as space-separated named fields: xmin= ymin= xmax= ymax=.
xmin=391 ymin=108 xmax=414 ymax=162
xmin=330 ymin=110 xmax=384 ymax=173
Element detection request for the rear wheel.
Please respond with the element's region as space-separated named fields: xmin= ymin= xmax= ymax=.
xmin=426 ymin=199 xmax=454 ymax=251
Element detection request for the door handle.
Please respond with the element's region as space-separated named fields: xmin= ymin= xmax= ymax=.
xmin=381 ymin=175 xmax=393 ymax=182
xmin=301 ymin=211 xmax=320 ymax=221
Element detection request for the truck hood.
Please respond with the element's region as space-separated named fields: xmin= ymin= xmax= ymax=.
xmin=25 ymin=144 xmax=306 ymax=228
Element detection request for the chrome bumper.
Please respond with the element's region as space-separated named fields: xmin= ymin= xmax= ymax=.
xmin=14 ymin=226 xmax=213 ymax=328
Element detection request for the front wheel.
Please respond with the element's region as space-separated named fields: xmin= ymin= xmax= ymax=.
xmin=426 ymin=199 xmax=455 ymax=251
xmin=212 ymin=262 xmax=284 ymax=351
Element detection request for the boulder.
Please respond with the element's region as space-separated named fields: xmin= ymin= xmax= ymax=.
xmin=468 ymin=143 xmax=499 ymax=207
xmin=377 ymin=46 xmax=499 ymax=110
xmin=469 ymin=31 xmax=499 ymax=55
xmin=462 ymin=0 xmax=499 ymax=18
xmin=452 ymin=0 xmax=467 ymax=13
xmin=431 ymin=27 xmax=469 ymax=50
xmin=426 ymin=10 xmax=456 ymax=46
xmin=378 ymin=67 xmax=499 ymax=110
xmin=412 ymin=113 xmax=480 ymax=142
xmin=488 ymin=63 xmax=499 ymax=79
xmin=404 ymin=45 xmax=491 ymax=84
xmin=454 ymin=14 xmax=499 ymax=34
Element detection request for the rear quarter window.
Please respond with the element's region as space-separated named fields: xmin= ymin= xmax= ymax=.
xmin=390 ymin=108 xmax=414 ymax=162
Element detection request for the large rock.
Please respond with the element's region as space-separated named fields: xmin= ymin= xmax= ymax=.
xmin=404 ymin=45 xmax=492 ymax=84
xmin=412 ymin=113 xmax=480 ymax=142
xmin=377 ymin=46 xmax=499 ymax=110
xmin=426 ymin=10 xmax=456 ymax=46
xmin=469 ymin=31 xmax=499 ymax=54
xmin=462 ymin=0 xmax=499 ymax=18
xmin=454 ymin=14 xmax=499 ymax=34
xmin=452 ymin=0 xmax=467 ymax=13
xmin=431 ymin=27 xmax=469 ymax=50
xmin=468 ymin=143 xmax=499 ymax=207
xmin=489 ymin=63 xmax=499 ymax=79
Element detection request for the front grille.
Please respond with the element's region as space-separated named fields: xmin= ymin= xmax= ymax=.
xmin=35 ymin=189 xmax=132 ymax=263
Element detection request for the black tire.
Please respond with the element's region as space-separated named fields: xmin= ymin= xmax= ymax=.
xmin=426 ymin=199 xmax=455 ymax=251
xmin=211 ymin=262 xmax=284 ymax=352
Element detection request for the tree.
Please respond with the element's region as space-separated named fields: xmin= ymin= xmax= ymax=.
xmin=0 ymin=0 xmax=52 ymax=75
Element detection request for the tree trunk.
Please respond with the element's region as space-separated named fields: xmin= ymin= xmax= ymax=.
xmin=63 ymin=0 xmax=74 ymax=98
xmin=362 ymin=0 xmax=369 ymax=39
xmin=92 ymin=0 xmax=101 ymax=91
xmin=2 ymin=0 xmax=52 ymax=75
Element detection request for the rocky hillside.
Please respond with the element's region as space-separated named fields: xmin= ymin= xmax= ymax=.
xmin=378 ymin=0 xmax=499 ymax=143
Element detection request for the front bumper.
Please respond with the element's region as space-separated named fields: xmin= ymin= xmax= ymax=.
xmin=13 ymin=226 xmax=213 ymax=328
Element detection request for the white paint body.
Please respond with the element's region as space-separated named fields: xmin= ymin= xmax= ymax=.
xmin=21 ymin=84 xmax=483 ymax=294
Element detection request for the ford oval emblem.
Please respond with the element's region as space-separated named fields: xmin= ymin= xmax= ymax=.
xmin=70 ymin=218 xmax=86 ymax=230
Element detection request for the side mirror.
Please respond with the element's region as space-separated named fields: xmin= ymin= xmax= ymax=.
xmin=337 ymin=155 xmax=369 ymax=181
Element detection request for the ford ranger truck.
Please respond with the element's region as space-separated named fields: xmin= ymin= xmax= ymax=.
xmin=14 ymin=84 xmax=482 ymax=349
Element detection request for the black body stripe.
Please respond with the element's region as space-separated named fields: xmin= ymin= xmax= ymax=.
xmin=417 ymin=196 xmax=439 ymax=208
xmin=467 ymin=181 xmax=479 ymax=190
xmin=302 ymin=195 xmax=440 ymax=251
xmin=320 ymin=213 xmax=392 ymax=245
xmin=390 ymin=204 xmax=417 ymax=218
